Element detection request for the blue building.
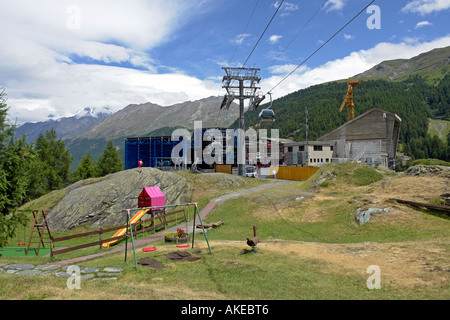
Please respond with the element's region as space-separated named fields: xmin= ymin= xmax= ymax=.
xmin=124 ymin=128 xmax=238 ymax=170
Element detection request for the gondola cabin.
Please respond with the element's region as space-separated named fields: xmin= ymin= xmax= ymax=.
xmin=259 ymin=109 xmax=275 ymax=123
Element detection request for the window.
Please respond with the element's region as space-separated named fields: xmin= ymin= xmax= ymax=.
xmin=330 ymin=146 xmax=334 ymax=151
xmin=288 ymin=147 xmax=293 ymax=152
xmin=314 ymin=145 xmax=323 ymax=151
xmin=299 ymin=146 xmax=305 ymax=151
xmin=321 ymin=159 xmax=323 ymax=162
xmin=326 ymin=158 xmax=329 ymax=163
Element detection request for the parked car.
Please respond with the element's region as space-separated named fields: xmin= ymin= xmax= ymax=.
xmin=245 ymin=166 xmax=258 ymax=178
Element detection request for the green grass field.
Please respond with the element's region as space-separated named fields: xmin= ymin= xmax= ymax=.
xmin=1 ymin=165 xmax=449 ymax=300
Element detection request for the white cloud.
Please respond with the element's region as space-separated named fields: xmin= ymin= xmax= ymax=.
xmin=0 ymin=0 xmax=222 ymax=124
xmin=274 ymin=1 xmax=299 ymax=16
xmin=262 ymin=36 xmax=450 ymax=101
xmin=415 ymin=20 xmax=433 ymax=28
xmin=231 ymin=33 xmax=251 ymax=45
xmin=324 ymin=0 xmax=345 ymax=12
xmin=344 ymin=34 xmax=355 ymax=40
xmin=402 ymin=0 xmax=450 ymax=15
xmin=269 ymin=35 xmax=283 ymax=44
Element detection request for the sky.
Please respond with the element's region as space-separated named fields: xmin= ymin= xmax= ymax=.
xmin=1 ymin=0 xmax=449 ymax=124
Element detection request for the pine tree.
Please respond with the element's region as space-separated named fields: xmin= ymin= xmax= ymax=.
xmin=0 ymin=89 xmax=29 ymax=246
xmin=73 ymin=153 xmax=97 ymax=181
xmin=35 ymin=128 xmax=72 ymax=192
xmin=97 ymin=140 xmax=123 ymax=176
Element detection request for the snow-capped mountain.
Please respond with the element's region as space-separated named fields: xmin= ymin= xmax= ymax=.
xmin=15 ymin=107 xmax=112 ymax=143
xmin=74 ymin=106 xmax=112 ymax=119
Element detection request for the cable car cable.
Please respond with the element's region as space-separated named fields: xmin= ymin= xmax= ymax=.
xmin=242 ymin=0 xmax=285 ymax=68
xmin=266 ymin=0 xmax=376 ymax=95
xmin=261 ymin=0 xmax=328 ymax=79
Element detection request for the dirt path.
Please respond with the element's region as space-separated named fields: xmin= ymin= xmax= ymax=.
xmin=51 ymin=180 xmax=289 ymax=265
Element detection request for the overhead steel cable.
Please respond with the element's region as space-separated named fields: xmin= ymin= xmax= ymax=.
xmin=215 ymin=0 xmax=262 ymax=128
xmin=229 ymin=0 xmax=261 ymax=65
xmin=263 ymin=0 xmax=328 ymax=76
xmin=267 ymin=0 xmax=376 ymax=95
xmin=242 ymin=0 xmax=285 ymax=67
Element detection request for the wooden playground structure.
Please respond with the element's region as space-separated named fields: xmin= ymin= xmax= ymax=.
xmin=23 ymin=187 xmax=212 ymax=268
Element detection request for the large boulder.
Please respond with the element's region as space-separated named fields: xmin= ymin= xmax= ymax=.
xmin=47 ymin=168 xmax=188 ymax=231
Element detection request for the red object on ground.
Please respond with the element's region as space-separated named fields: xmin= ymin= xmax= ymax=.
xmin=138 ymin=186 xmax=166 ymax=209
xmin=142 ymin=247 xmax=156 ymax=252
xmin=176 ymin=245 xmax=190 ymax=248
xmin=17 ymin=243 xmax=26 ymax=246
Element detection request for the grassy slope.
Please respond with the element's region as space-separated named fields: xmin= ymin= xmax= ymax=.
xmin=1 ymin=165 xmax=448 ymax=300
xmin=429 ymin=119 xmax=450 ymax=143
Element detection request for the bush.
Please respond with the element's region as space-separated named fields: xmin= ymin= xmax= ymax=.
xmin=352 ymin=166 xmax=384 ymax=186
xmin=409 ymin=158 xmax=450 ymax=167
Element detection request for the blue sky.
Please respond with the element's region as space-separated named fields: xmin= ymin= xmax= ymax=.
xmin=0 ymin=0 xmax=449 ymax=124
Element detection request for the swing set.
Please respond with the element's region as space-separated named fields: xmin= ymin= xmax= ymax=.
xmin=124 ymin=202 xmax=211 ymax=271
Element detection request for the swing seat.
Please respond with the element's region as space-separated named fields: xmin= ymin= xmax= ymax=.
xmin=142 ymin=246 xmax=156 ymax=252
xmin=176 ymin=244 xmax=189 ymax=248
xmin=17 ymin=243 xmax=26 ymax=246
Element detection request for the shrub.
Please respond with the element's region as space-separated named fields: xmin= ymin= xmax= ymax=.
xmin=352 ymin=166 xmax=384 ymax=186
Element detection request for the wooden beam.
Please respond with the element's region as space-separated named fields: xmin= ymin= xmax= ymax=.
xmin=390 ymin=198 xmax=450 ymax=213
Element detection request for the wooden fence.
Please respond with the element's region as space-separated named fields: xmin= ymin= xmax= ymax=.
xmin=50 ymin=209 xmax=186 ymax=256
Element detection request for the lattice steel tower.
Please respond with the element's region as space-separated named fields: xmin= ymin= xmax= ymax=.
xmin=221 ymin=67 xmax=263 ymax=176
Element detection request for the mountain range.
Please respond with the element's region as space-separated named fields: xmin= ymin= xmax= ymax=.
xmin=15 ymin=45 xmax=450 ymax=169
xmin=354 ymin=46 xmax=449 ymax=84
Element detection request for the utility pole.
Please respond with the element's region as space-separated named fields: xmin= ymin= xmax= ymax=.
xmin=221 ymin=67 xmax=262 ymax=176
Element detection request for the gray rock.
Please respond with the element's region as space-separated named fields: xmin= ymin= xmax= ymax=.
xmin=34 ymin=265 xmax=61 ymax=271
xmin=5 ymin=270 xmax=18 ymax=274
xmin=102 ymin=267 xmax=123 ymax=273
xmin=47 ymin=168 xmax=188 ymax=231
xmin=405 ymin=165 xmax=450 ymax=176
xmin=4 ymin=264 xmax=34 ymax=270
xmin=80 ymin=273 xmax=95 ymax=280
xmin=16 ymin=269 xmax=42 ymax=276
xmin=311 ymin=171 xmax=336 ymax=188
xmin=355 ymin=207 xmax=389 ymax=225
xmin=55 ymin=272 xmax=71 ymax=277
xmin=62 ymin=265 xmax=82 ymax=271
xmin=81 ymin=267 xmax=100 ymax=273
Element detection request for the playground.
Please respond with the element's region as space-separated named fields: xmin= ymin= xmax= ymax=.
xmin=1 ymin=166 xmax=449 ymax=300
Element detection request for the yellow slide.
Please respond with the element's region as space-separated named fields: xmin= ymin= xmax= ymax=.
xmin=102 ymin=209 xmax=150 ymax=248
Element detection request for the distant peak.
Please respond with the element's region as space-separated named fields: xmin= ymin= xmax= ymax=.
xmin=75 ymin=106 xmax=112 ymax=119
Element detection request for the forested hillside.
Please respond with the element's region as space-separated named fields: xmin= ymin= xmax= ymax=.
xmin=234 ymin=74 xmax=449 ymax=161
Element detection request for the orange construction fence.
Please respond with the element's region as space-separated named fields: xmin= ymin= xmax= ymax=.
xmin=270 ymin=166 xmax=320 ymax=181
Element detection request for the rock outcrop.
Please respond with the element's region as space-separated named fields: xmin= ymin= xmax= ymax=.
xmin=47 ymin=168 xmax=188 ymax=231
xmin=405 ymin=165 xmax=450 ymax=176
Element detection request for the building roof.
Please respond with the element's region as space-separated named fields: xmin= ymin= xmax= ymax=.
xmin=283 ymin=140 xmax=335 ymax=147
xmin=138 ymin=186 xmax=166 ymax=208
xmin=317 ymin=108 xmax=401 ymax=141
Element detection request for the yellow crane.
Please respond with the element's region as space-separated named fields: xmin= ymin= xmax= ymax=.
xmin=339 ymin=77 xmax=361 ymax=121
